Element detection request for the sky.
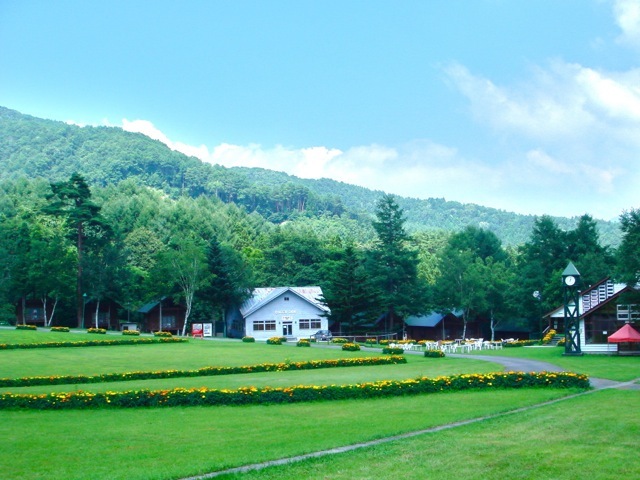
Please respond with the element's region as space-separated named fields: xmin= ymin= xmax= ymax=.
xmin=1 ymin=0 xmax=640 ymax=221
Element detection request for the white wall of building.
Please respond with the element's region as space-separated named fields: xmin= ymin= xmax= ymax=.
xmin=245 ymin=291 xmax=327 ymax=340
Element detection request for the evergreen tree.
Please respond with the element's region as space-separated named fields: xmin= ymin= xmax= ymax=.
xmin=368 ymin=194 xmax=424 ymax=333
xmin=320 ymin=244 xmax=372 ymax=334
xmin=198 ymin=235 xmax=252 ymax=333
xmin=44 ymin=173 xmax=109 ymax=327
xmin=617 ymin=209 xmax=640 ymax=286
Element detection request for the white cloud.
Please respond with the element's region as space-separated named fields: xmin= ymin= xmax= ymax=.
xmin=442 ymin=56 xmax=640 ymax=218
xmin=614 ymin=0 xmax=640 ymax=47
xmin=113 ymin=114 xmax=634 ymax=219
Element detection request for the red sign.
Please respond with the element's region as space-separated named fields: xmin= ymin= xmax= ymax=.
xmin=192 ymin=323 xmax=203 ymax=338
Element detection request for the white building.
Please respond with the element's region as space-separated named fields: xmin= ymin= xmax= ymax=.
xmin=546 ymin=277 xmax=638 ymax=353
xmin=226 ymin=286 xmax=330 ymax=341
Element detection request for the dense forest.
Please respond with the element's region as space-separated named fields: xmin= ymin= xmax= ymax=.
xmin=0 ymin=106 xmax=621 ymax=246
xmin=1 ymin=106 xmax=637 ymax=337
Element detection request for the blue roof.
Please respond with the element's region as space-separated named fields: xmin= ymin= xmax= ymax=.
xmin=405 ymin=310 xmax=462 ymax=327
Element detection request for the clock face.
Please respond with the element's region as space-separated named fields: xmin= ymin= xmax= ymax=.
xmin=564 ymin=275 xmax=576 ymax=286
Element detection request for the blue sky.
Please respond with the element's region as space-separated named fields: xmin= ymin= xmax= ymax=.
xmin=1 ymin=0 xmax=639 ymax=220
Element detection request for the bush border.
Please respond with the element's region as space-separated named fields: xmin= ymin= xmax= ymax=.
xmin=0 ymin=371 xmax=589 ymax=409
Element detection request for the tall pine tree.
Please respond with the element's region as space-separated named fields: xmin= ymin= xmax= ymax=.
xmin=44 ymin=173 xmax=109 ymax=327
xmin=368 ymin=194 xmax=424 ymax=333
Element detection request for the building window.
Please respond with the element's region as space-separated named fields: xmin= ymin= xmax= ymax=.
xmin=284 ymin=297 xmax=290 ymax=301
xmin=162 ymin=316 xmax=176 ymax=328
xmin=299 ymin=319 xmax=321 ymax=330
xmin=253 ymin=320 xmax=276 ymax=331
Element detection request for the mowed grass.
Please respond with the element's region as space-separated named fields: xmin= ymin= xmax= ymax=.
xmin=217 ymin=389 xmax=640 ymax=480
xmin=0 ymin=389 xmax=579 ymax=480
xmin=0 ymin=329 xmax=637 ymax=479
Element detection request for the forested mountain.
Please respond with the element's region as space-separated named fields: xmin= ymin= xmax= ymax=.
xmin=0 ymin=106 xmax=620 ymax=246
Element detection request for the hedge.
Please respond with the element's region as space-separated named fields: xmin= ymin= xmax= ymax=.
xmin=382 ymin=347 xmax=404 ymax=355
xmin=0 ymin=337 xmax=187 ymax=350
xmin=0 ymin=371 xmax=589 ymax=409
xmin=0 ymin=356 xmax=407 ymax=388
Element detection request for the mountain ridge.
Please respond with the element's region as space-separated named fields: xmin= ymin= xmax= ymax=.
xmin=0 ymin=106 xmax=620 ymax=246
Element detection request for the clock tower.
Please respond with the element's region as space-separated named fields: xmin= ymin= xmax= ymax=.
xmin=562 ymin=262 xmax=582 ymax=355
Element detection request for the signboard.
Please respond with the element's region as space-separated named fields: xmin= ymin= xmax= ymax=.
xmin=203 ymin=323 xmax=213 ymax=337
xmin=192 ymin=323 xmax=203 ymax=338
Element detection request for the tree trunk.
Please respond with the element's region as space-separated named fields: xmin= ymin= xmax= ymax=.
xmin=94 ymin=299 xmax=100 ymax=329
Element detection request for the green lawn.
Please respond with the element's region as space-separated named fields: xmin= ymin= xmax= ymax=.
xmin=0 ymin=329 xmax=637 ymax=480
xmin=218 ymin=389 xmax=640 ymax=480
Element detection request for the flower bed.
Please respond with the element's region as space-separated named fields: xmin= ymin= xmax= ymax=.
xmin=0 ymin=371 xmax=589 ymax=410
xmin=542 ymin=329 xmax=557 ymax=345
xmin=341 ymin=342 xmax=360 ymax=351
xmin=267 ymin=337 xmax=283 ymax=345
xmin=0 ymin=356 xmax=407 ymax=388
xmin=331 ymin=337 xmax=348 ymax=344
xmin=15 ymin=324 xmax=37 ymax=331
xmin=296 ymin=339 xmax=311 ymax=347
xmin=153 ymin=331 xmax=173 ymax=338
xmin=424 ymin=349 xmax=445 ymax=358
xmin=50 ymin=326 xmax=69 ymax=333
xmin=0 ymin=337 xmax=187 ymax=350
xmin=122 ymin=330 xmax=140 ymax=336
xmin=504 ymin=340 xmax=537 ymax=348
xmin=242 ymin=336 xmax=255 ymax=343
xmin=382 ymin=347 xmax=404 ymax=355
xmin=87 ymin=328 xmax=106 ymax=334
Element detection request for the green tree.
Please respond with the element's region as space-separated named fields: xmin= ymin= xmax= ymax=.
xmin=566 ymin=214 xmax=614 ymax=283
xmin=433 ymin=227 xmax=509 ymax=339
xmin=617 ymin=209 xmax=640 ymax=286
xmin=152 ymin=235 xmax=208 ymax=336
xmin=368 ymin=194 xmax=424 ymax=333
xmin=44 ymin=173 xmax=109 ymax=327
xmin=320 ymin=244 xmax=372 ymax=334
xmin=26 ymin=215 xmax=75 ymax=326
xmin=198 ymin=235 xmax=252 ymax=333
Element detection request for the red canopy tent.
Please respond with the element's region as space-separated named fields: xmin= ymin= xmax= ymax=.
xmin=607 ymin=324 xmax=640 ymax=343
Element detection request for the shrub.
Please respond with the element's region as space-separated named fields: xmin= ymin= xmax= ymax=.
xmin=0 ymin=338 xmax=187 ymax=350
xmin=15 ymin=324 xmax=37 ymax=331
xmin=153 ymin=331 xmax=173 ymax=338
xmin=122 ymin=330 xmax=140 ymax=336
xmin=242 ymin=336 xmax=255 ymax=343
xmin=379 ymin=339 xmax=390 ymax=346
xmin=342 ymin=342 xmax=360 ymax=351
xmin=424 ymin=349 xmax=445 ymax=358
xmin=504 ymin=340 xmax=537 ymax=348
xmin=542 ymin=329 xmax=557 ymax=345
xmin=296 ymin=339 xmax=311 ymax=347
xmin=331 ymin=337 xmax=348 ymax=344
xmin=87 ymin=328 xmax=106 ymax=334
xmin=267 ymin=337 xmax=282 ymax=345
xmin=0 ymin=371 xmax=589 ymax=410
xmin=382 ymin=347 xmax=404 ymax=355
xmin=365 ymin=338 xmax=377 ymax=345
xmin=51 ymin=326 xmax=69 ymax=333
